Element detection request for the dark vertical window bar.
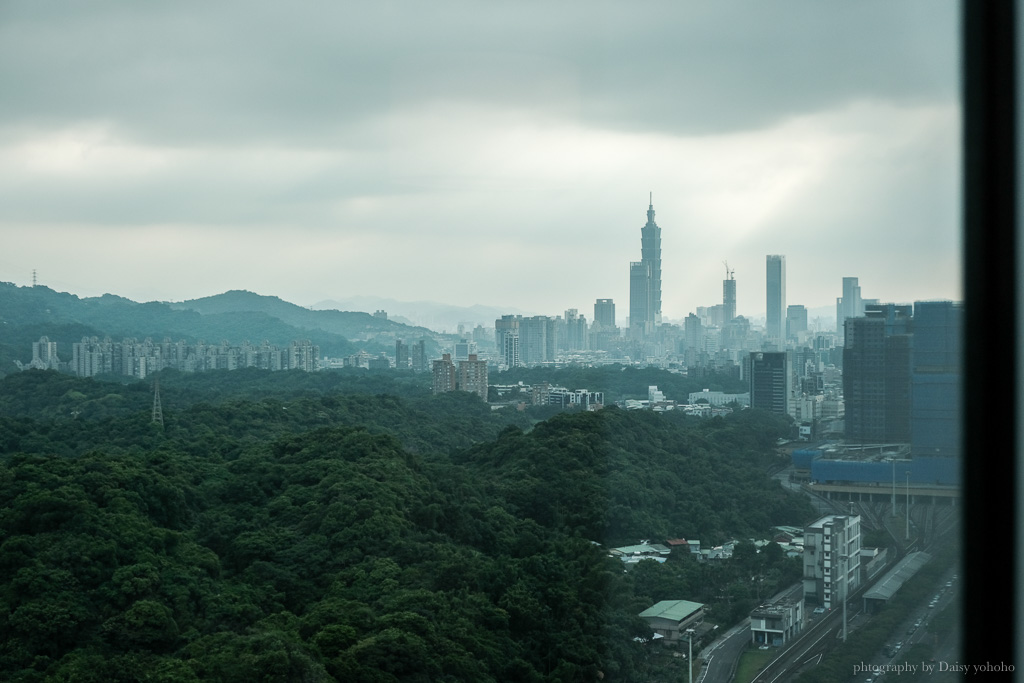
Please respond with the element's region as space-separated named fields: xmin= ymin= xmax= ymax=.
xmin=962 ymin=0 xmax=1017 ymax=667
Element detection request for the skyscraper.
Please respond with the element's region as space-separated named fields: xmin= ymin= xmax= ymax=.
xmin=431 ymin=354 xmax=456 ymax=394
xmin=519 ymin=315 xmax=556 ymax=366
xmin=563 ymin=309 xmax=588 ymax=351
xmin=593 ymin=299 xmax=616 ymax=330
xmin=629 ymin=195 xmax=662 ymax=338
xmin=911 ymin=300 xmax=962 ymax=458
xmin=395 ymin=339 xmax=409 ymax=369
xmin=843 ymin=306 xmax=912 ymax=444
xmin=411 ymin=340 xmax=427 ymax=373
xmin=765 ymin=255 xmax=786 ymax=345
xmin=786 ymin=305 xmax=808 ymax=340
xmin=723 ymin=264 xmax=736 ymax=323
xmin=749 ymin=351 xmax=791 ymax=416
xmin=457 ymin=354 xmax=489 ymax=401
xmin=495 ymin=315 xmax=521 ymax=368
xmin=836 ymin=277 xmax=864 ymax=344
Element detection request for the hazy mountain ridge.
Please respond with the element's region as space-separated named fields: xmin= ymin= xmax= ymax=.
xmin=0 ymin=284 xmax=438 ymax=370
xmin=175 ymin=290 xmax=438 ymax=341
xmin=312 ymin=296 xmax=532 ymax=333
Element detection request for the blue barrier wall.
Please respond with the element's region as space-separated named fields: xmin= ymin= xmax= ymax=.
xmin=809 ymin=456 xmax=959 ymax=486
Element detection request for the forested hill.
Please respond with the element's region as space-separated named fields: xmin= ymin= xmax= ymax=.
xmin=458 ymin=407 xmax=809 ymax=546
xmin=0 ymin=370 xmax=812 ymax=682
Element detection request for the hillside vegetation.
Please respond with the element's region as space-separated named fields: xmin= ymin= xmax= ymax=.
xmin=0 ymin=369 xmax=811 ymax=682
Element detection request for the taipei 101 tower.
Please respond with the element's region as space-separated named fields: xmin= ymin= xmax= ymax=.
xmin=629 ymin=194 xmax=662 ymax=338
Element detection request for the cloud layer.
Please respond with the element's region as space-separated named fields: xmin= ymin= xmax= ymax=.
xmin=0 ymin=1 xmax=960 ymax=321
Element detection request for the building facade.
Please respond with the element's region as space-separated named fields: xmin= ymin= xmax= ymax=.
xmin=750 ymin=598 xmax=803 ymax=647
xmin=836 ymin=276 xmax=864 ymax=344
xmin=69 ymin=336 xmax=319 ymax=378
xmin=457 ymin=354 xmax=489 ymax=401
xmin=594 ymin=298 xmax=616 ymax=330
xmin=843 ymin=305 xmax=913 ymax=444
xmin=749 ymin=351 xmax=791 ymax=417
xmin=802 ymin=514 xmax=862 ymax=609
xmin=723 ymin=270 xmax=737 ymax=323
xmin=495 ymin=315 xmax=521 ymax=368
xmin=411 ymin=339 xmax=428 ymax=373
xmin=765 ymin=255 xmax=786 ymax=346
xmin=786 ymin=305 xmax=808 ymax=341
xmin=431 ymin=354 xmax=456 ymax=394
xmin=910 ymin=300 xmax=962 ymax=458
xmin=629 ymin=197 xmax=662 ymax=339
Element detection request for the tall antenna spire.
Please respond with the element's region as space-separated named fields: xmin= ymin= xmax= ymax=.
xmin=152 ymin=377 xmax=164 ymax=426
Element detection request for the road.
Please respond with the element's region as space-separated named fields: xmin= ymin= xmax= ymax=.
xmin=697 ymin=621 xmax=751 ymax=683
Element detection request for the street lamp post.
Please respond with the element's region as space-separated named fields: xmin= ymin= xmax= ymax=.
xmin=905 ymin=471 xmax=911 ymax=540
xmin=841 ymin=546 xmax=848 ymax=642
xmin=686 ymin=628 xmax=696 ymax=683
xmin=889 ymin=457 xmax=896 ymax=514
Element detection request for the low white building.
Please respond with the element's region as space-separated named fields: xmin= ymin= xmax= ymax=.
xmin=687 ymin=388 xmax=750 ymax=407
xmin=750 ymin=598 xmax=803 ymax=647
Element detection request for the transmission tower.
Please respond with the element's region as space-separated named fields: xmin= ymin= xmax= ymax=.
xmin=152 ymin=377 xmax=164 ymax=426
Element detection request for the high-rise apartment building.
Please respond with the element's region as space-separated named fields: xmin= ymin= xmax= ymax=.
xmin=629 ymin=196 xmax=662 ymax=338
xmin=802 ymin=514 xmax=861 ymax=609
xmin=765 ymin=255 xmax=786 ymax=345
xmin=289 ymin=340 xmax=320 ymax=372
xmin=457 ymin=354 xmax=488 ymax=401
xmin=395 ymin=340 xmax=409 ymax=369
xmin=502 ymin=333 xmax=520 ymax=369
xmin=594 ymin=299 xmax=616 ymax=330
xmin=411 ymin=340 xmax=428 ymax=373
xmin=683 ymin=313 xmax=703 ymax=367
xmin=563 ymin=309 xmax=588 ymax=352
xmin=31 ymin=336 xmax=60 ymax=371
xmin=749 ymin=351 xmax=791 ymax=416
xmin=591 ymin=299 xmax=617 ymax=352
xmin=432 ymin=354 xmax=456 ymax=394
xmin=519 ymin=315 xmax=556 ymax=366
xmin=495 ymin=315 xmax=521 ymax=368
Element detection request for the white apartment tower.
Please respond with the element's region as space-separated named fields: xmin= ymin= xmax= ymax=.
xmin=802 ymin=514 xmax=862 ymax=610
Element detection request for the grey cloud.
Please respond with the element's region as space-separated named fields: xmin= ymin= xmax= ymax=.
xmin=0 ymin=1 xmax=957 ymax=145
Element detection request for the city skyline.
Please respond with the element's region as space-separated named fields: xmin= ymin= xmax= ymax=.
xmin=0 ymin=2 xmax=960 ymax=318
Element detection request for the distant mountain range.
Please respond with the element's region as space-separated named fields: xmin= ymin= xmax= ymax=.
xmin=312 ymin=296 xmax=532 ymax=333
xmin=0 ymin=284 xmax=443 ymax=376
xmin=170 ymin=290 xmax=438 ymax=342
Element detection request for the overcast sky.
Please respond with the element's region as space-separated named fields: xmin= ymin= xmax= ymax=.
xmin=0 ymin=1 xmax=960 ymax=325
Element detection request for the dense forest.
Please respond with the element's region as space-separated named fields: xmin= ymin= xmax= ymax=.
xmin=0 ymin=369 xmax=812 ymax=681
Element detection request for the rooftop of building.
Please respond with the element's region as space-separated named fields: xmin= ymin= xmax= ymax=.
xmin=639 ymin=600 xmax=705 ymax=622
xmin=750 ymin=598 xmax=801 ymax=617
xmin=806 ymin=513 xmax=860 ymax=530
